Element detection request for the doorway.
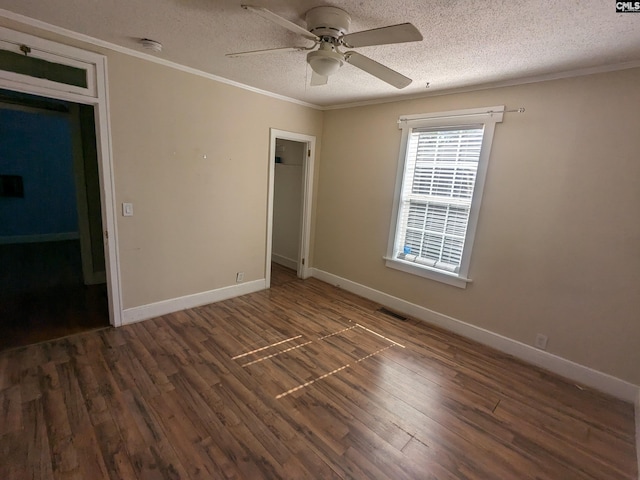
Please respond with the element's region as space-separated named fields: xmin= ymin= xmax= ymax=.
xmin=0 ymin=89 xmax=109 ymax=349
xmin=266 ymin=129 xmax=316 ymax=288
xmin=0 ymin=25 xmax=122 ymax=334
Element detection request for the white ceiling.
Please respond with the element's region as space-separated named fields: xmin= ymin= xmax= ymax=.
xmin=1 ymin=0 xmax=639 ymax=107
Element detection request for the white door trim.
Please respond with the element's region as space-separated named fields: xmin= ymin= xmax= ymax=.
xmin=266 ymin=129 xmax=316 ymax=287
xmin=0 ymin=27 xmax=122 ymax=327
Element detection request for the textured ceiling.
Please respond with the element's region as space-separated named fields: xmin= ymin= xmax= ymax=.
xmin=1 ymin=0 xmax=639 ymax=107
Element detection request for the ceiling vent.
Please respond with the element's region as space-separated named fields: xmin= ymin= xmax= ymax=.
xmin=140 ymin=38 xmax=162 ymax=52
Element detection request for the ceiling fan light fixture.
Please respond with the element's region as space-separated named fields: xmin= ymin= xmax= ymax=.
xmin=232 ymin=5 xmax=423 ymax=89
xmin=307 ymin=48 xmax=343 ymax=77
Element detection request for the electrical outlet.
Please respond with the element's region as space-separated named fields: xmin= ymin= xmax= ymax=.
xmin=236 ymin=272 xmax=244 ymax=283
xmin=534 ymin=333 xmax=548 ymax=350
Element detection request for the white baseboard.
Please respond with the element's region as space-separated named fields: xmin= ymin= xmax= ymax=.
xmin=122 ymin=279 xmax=266 ymax=325
xmin=311 ymin=268 xmax=639 ymax=403
xmin=0 ymin=231 xmax=80 ymax=245
xmin=271 ymin=253 xmax=298 ymax=270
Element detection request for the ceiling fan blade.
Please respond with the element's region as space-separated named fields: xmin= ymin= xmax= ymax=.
xmin=344 ymin=52 xmax=412 ymax=89
xmin=310 ymin=70 xmax=328 ymax=86
xmin=241 ymin=5 xmax=319 ymax=42
xmin=342 ymin=23 xmax=422 ymax=48
xmin=226 ymin=46 xmax=308 ymax=58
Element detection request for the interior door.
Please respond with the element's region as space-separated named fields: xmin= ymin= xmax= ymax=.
xmin=69 ymin=103 xmax=105 ymax=284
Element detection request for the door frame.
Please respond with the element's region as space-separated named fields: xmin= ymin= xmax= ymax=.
xmin=0 ymin=26 xmax=122 ymax=326
xmin=266 ymin=129 xmax=316 ymax=288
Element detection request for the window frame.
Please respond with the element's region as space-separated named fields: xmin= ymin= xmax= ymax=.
xmin=0 ymin=36 xmax=97 ymax=98
xmin=385 ymin=106 xmax=504 ymax=288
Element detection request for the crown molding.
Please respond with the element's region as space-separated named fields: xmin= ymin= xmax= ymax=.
xmin=3 ymin=8 xmax=639 ymax=112
xmin=0 ymin=9 xmax=322 ymax=110
xmin=323 ymin=60 xmax=640 ymax=110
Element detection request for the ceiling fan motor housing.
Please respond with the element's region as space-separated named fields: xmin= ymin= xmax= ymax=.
xmin=305 ymin=6 xmax=351 ymax=39
xmin=230 ymin=5 xmax=419 ymax=88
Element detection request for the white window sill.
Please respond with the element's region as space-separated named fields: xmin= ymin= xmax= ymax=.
xmin=383 ymin=257 xmax=471 ymax=289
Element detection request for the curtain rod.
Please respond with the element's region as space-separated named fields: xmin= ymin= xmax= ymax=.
xmin=398 ymin=107 xmax=525 ymax=124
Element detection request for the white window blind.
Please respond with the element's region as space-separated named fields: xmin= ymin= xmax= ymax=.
xmin=394 ymin=126 xmax=484 ymax=273
xmin=385 ymin=106 xmax=503 ymax=288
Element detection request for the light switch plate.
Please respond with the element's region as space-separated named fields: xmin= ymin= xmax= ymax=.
xmin=122 ymin=202 xmax=134 ymax=217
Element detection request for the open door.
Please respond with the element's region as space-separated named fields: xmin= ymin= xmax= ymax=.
xmin=266 ymin=129 xmax=316 ymax=288
xmin=69 ymin=103 xmax=106 ymax=285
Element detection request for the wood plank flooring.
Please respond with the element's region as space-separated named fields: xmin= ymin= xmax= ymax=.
xmin=0 ymin=264 xmax=637 ymax=479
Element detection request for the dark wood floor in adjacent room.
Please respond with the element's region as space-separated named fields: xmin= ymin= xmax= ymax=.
xmin=0 ymin=263 xmax=636 ymax=479
xmin=0 ymin=240 xmax=110 ymax=350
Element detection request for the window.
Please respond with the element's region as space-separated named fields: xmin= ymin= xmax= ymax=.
xmin=0 ymin=49 xmax=88 ymax=88
xmin=0 ymin=32 xmax=97 ymax=98
xmin=385 ymin=106 xmax=503 ymax=288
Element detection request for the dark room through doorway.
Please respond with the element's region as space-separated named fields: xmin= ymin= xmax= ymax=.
xmin=0 ymin=88 xmax=109 ymax=350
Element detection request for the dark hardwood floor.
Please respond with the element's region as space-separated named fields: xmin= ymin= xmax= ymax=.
xmin=0 ymin=240 xmax=110 ymax=350
xmin=271 ymin=261 xmax=299 ymax=287
xmin=0 ymin=264 xmax=636 ymax=479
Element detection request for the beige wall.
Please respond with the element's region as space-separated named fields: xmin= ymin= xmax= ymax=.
xmin=314 ymin=69 xmax=640 ymax=385
xmin=0 ymin=18 xmax=323 ymax=310
xmin=108 ymin=53 xmax=322 ymax=308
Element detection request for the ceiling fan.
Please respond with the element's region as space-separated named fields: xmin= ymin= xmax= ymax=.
xmin=226 ymin=5 xmax=423 ymax=88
